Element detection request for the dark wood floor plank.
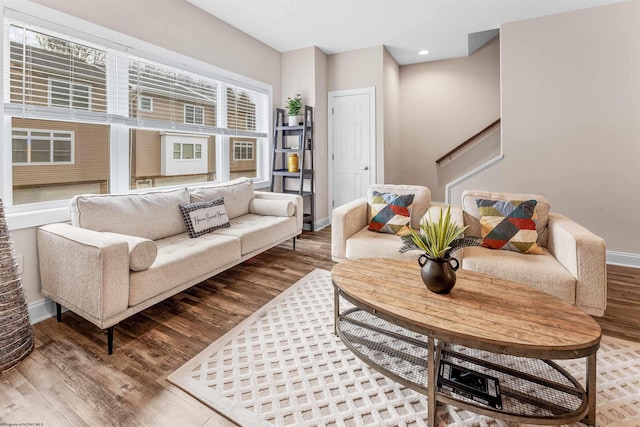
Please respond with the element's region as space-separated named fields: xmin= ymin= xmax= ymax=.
xmin=0 ymin=227 xmax=637 ymax=426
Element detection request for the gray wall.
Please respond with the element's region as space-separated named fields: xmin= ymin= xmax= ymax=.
xmin=399 ymin=37 xmax=501 ymax=200
xmin=450 ymin=0 xmax=640 ymax=255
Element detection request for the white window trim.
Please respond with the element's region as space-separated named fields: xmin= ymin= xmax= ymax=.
xmin=47 ymin=78 xmax=92 ymax=110
xmin=138 ymin=96 xmax=153 ymax=112
xmin=1 ymin=0 xmax=273 ymax=230
xmin=12 ymin=128 xmax=75 ymax=165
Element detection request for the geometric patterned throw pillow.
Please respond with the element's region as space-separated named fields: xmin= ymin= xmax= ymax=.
xmin=476 ymin=199 xmax=544 ymax=254
xmin=179 ymin=197 xmax=230 ymax=238
xmin=368 ymin=191 xmax=415 ymax=236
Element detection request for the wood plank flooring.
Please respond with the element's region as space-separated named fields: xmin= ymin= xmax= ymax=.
xmin=1 ymin=227 xmax=638 ymax=426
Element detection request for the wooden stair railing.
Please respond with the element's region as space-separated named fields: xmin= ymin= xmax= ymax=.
xmin=435 ymin=118 xmax=501 ymax=164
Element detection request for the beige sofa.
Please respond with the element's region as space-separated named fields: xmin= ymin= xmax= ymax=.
xmin=37 ymin=178 xmax=302 ymax=353
xmin=331 ymin=185 xmax=607 ymax=317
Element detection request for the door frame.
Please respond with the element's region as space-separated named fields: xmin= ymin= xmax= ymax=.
xmin=327 ymin=87 xmax=376 ymax=222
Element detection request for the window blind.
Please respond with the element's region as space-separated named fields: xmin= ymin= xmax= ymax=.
xmin=128 ymin=56 xmax=267 ymax=138
xmin=5 ymin=22 xmax=121 ymax=124
xmin=5 ymin=20 xmax=269 ymax=138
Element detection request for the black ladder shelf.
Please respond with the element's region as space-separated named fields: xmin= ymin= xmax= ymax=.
xmin=270 ymin=105 xmax=314 ymax=230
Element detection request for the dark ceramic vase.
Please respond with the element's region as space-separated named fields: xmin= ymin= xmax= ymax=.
xmin=418 ymin=254 xmax=460 ymax=294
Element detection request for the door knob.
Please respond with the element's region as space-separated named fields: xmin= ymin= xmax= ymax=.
xmin=362 ymin=166 xmax=369 ymax=170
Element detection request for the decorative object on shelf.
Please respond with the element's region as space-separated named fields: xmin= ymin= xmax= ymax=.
xmin=0 ymin=199 xmax=34 ymax=372
xmin=286 ymin=93 xmax=302 ymax=126
xmin=287 ymin=153 xmax=299 ymax=172
xmin=400 ymin=206 xmax=480 ymax=294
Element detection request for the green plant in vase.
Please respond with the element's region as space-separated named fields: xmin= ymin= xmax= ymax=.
xmin=400 ymin=205 xmax=481 ymax=294
xmin=286 ymin=93 xmax=302 ymax=125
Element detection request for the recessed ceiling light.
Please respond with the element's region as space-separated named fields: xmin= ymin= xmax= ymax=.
xmin=419 ymin=50 xmax=429 ymax=55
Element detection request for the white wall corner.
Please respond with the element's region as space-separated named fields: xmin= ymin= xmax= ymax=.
xmin=606 ymin=251 xmax=640 ymax=268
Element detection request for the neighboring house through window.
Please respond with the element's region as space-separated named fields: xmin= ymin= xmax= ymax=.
xmin=12 ymin=129 xmax=74 ymax=164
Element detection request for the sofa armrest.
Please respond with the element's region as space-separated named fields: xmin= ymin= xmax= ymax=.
xmin=331 ymin=197 xmax=368 ymax=261
xmin=37 ymin=223 xmax=130 ymax=329
xmin=254 ymin=191 xmax=303 ymax=232
xmin=547 ymin=213 xmax=607 ymax=316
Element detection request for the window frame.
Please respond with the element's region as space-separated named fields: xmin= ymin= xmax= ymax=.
xmin=1 ymin=1 xmax=273 ymax=231
xmin=233 ymin=140 xmax=254 ymax=161
xmin=138 ymin=95 xmax=153 ymax=112
xmin=183 ymin=104 xmax=204 ymax=125
xmin=173 ymin=142 xmax=203 ymax=160
xmin=11 ymin=128 xmax=75 ymax=165
xmin=47 ymin=78 xmax=92 ymax=110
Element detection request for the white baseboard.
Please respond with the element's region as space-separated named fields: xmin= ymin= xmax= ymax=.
xmin=314 ymin=216 xmax=330 ymax=231
xmin=28 ymin=298 xmax=56 ymax=324
xmin=606 ymin=251 xmax=640 ymax=268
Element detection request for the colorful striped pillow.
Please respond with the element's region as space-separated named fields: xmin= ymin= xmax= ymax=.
xmin=476 ymin=199 xmax=544 ymax=254
xmin=368 ymin=191 xmax=414 ymax=236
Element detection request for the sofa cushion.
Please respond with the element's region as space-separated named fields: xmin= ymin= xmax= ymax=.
xmin=129 ymin=232 xmax=241 ymax=306
xmin=70 ymin=188 xmax=190 ymax=241
xmin=346 ymin=226 xmax=422 ymax=261
xmin=179 ymin=198 xmax=230 ymax=238
xmin=461 ymin=246 xmax=576 ymax=304
xmin=249 ymin=198 xmax=295 ymax=217
xmin=189 ymin=177 xmax=254 ymax=220
xmin=103 ymin=232 xmax=157 ymax=272
xmin=476 ymin=199 xmax=544 ymax=254
xmin=368 ymin=184 xmax=430 ymax=230
xmin=462 ymin=190 xmax=550 ymax=247
xmin=368 ymin=191 xmax=414 ymax=236
xmin=213 ymin=213 xmax=298 ymax=256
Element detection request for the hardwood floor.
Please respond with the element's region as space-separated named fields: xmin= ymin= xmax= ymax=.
xmin=1 ymin=227 xmax=638 ymax=426
xmin=596 ymin=264 xmax=640 ymax=342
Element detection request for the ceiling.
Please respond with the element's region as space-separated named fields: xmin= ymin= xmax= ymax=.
xmin=186 ymin=0 xmax=624 ymax=65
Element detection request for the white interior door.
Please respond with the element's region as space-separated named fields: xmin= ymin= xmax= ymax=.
xmin=329 ymin=88 xmax=375 ymax=213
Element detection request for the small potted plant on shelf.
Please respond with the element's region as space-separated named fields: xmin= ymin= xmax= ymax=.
xmin=286 ymin=93 xmax=302 ymax=126
xmin=399 ymin=206 xmax=481 ymax=294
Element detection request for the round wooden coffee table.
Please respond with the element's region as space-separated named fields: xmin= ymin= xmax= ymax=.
xmin=332 ymin=258 xmax=601 ymax=427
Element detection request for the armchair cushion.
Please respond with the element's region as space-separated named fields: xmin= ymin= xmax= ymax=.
xmin=368 ymin=191 xmax=414 ymax=236
xmin=461 ymin=246 xmax=576 ymax=304
xmin=476 ymin=198 xmax=544 ymax=254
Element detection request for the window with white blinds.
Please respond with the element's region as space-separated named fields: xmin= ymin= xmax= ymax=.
xmin=6 ymin=23 xmax=109 ymax=121
xmin=2 ymin=12 xmax=271 ymax=215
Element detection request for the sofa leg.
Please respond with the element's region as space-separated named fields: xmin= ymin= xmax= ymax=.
xmin=293 ymin=237 xmax=296 ymax=251
xmin=56 ymin=303 xmax=62 ymax=322
xmin=107 ymin=327 xmax=114 ymax=355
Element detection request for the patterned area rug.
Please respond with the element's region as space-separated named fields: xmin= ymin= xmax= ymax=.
xmin=168 ymin=269 xmax=640 ymax=426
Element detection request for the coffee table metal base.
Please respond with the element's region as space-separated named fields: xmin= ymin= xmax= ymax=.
xmin=335 ymin=293 xmax=596 ymax=426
